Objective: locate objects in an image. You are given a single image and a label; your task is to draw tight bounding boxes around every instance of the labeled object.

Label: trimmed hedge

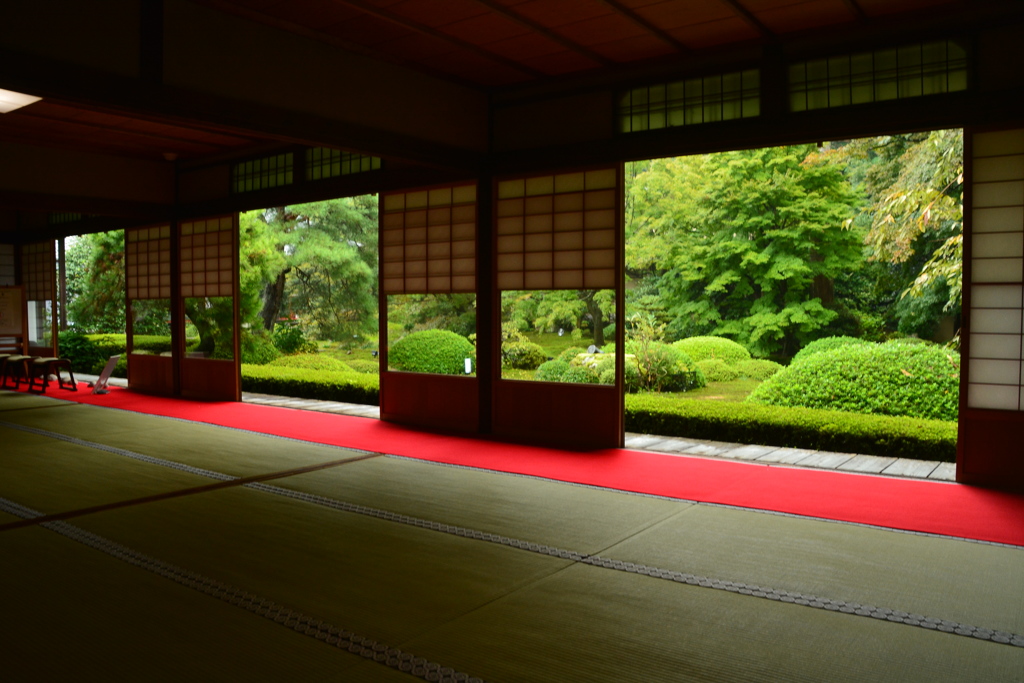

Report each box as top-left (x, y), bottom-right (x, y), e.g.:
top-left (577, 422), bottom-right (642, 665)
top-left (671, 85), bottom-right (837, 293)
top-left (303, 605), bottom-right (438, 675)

top-left (241, 364), bottom-right (378, 405)
top-left (695, 358), bottom-right (739, 382)
top-left (736, 359), bottom-right (783, 381)
top-left (268, 354), bottom-right (354, 373)
top-left (791, 335), bottom-right (868, 364)
top-left (389, 330), bottom-right (475, 375)
top-left (672, 336), bottom-right (751, 364)
top-left (502, 341), bottom-right (547, 370)
top-left (749, 343), bottom-right (960, 421)
top-left (625, 393), bottom-right (956, 461)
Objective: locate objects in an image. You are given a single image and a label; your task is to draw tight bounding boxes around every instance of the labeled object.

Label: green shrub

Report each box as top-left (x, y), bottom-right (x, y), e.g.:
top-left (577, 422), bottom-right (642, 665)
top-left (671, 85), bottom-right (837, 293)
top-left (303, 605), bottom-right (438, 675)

top-left (131, 335), bottom-right (174, 354)
top-left (241, 330), bottom-right (279, 365)
top-left (672, 336), bottom-right (751, 365)
top-left (557, 346), bottom-right (587, 363)
top-left (388, 330), bottom-right (475, 375)
top-left (736, 359), bottom-right (784, 381)
top-left (562, 365), bottom-right (598, 384)
top-left (791, 336), bottom-right (869, 364)
top-left (535, 360), bottom-right (570, 382)
top-left (502, 341), bottom-right (547, 370)
top-left (748, 343), bottom-right (960, 421)
top-left (269, 354), bottom-right (354, 373)
top-left (696, 358), bottom-right (739, 382)
top-left (272, 325), bottom-right (318, 354)
top-left (344, 359), bottom-right (380, 374)
top-left (241, 364), bottom-right (378, 405)
top-left (58, 331), bottom-right (106, 373)
top-left (633, 342), bottom-right (706, 392)
top-left (625, 394), bottom-right (956, 461)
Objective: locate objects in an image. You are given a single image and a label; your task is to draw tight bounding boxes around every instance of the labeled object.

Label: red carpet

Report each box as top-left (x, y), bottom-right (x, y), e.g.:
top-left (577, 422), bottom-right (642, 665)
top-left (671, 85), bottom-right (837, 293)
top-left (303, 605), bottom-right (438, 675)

top-left (27, 385), bottom-right (1024, 547)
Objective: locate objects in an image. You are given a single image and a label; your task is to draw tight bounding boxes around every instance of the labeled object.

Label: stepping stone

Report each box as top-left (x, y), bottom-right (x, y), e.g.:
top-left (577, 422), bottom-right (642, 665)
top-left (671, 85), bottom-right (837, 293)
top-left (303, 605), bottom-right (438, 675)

top-left (880, 459), bottom-right (940, 479)
top-left (624, 435), bottom-right (669, 449)
top-left (756, 447), bottom-right (815, 464)
top-left (928, 462), bottom-right (957, 481)
top-left (647, 439), bottom-right (701, 453)
top-left (727, 444), bottom-right (779, 460)
top-left (837, 454), bottom-right (898, 473)
top-left (796, 451), bottom-right (854, 469)
top-left (680, 442), bottom-right (734, 457)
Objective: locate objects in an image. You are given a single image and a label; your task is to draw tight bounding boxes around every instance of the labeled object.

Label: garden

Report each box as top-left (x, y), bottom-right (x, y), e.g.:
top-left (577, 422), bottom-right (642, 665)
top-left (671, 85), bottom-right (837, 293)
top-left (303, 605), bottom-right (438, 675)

top-left (60, 130), bottom-right (964, 461)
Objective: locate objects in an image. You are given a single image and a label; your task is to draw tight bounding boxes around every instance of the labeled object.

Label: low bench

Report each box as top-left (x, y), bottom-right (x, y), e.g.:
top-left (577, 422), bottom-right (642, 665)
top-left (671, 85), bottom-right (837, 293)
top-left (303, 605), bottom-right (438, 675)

top-left (28, 357), bottom-right (78, 393)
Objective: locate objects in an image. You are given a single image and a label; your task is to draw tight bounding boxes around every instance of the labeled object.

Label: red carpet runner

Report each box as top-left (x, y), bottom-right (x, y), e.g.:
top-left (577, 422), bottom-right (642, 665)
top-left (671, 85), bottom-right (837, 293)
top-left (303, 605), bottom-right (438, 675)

top-left (40, 386), bottom-right (1024, 547)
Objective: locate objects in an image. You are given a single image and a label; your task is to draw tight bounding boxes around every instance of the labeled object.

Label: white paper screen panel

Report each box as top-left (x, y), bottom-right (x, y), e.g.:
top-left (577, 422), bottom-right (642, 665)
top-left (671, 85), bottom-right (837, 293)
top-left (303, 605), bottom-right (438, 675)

top-left (381, 184), bottom-right (476, 294)
top-left (968, 129), bottom-right (1024, 410)
top-left (126, 226), bottom-right (172, 300)
top-left (21, 242), bottom-right (54, 301)
top-left (0, 244), bottom-right (14, 286)
top-left (496, 168), bottom-right (618, 290)
top-left (181, 217), bottom-right (235, 298)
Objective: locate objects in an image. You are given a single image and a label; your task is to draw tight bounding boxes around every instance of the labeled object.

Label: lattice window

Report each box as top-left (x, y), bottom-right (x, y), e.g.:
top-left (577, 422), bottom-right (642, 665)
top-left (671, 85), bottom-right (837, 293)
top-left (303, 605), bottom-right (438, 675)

top-left (790, 40), bottom-right (967, 112)
top-left (308, 148), bottom-right (381, 181)
top-left (232, 153), bottom-right (294, 193)
top-left (20, 241), bottom-right (54, 301)
top-left (0, 244), bottom-right (14, 287)
top-left (381, 184), bottom-right (476, 294)
top-left (496, 169), bottom-right (618, 291)
top-left (619, 70), bottom-right (759, 133)
top-left (967, 129), bottom-right (1024, 411)
top-left (48, 212), bottom-right (83, 225)
top-left (181, 217), bottom-right (235, 298)
top-left (126, 225), bottom-right (172, 300)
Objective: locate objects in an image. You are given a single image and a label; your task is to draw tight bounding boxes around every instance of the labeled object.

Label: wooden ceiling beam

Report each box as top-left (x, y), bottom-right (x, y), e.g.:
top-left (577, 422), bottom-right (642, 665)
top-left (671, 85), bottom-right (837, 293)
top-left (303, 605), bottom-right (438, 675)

top-left (718, 0), bottom-right (774, 38)
top-left (328, 0), bottom-right (548, 80)
top-left (595, 0), bottom-right (691, 53)
top-left (467, 0), bottom-right (616, 67)
top-left (840, 0), bottom-right (870, 23)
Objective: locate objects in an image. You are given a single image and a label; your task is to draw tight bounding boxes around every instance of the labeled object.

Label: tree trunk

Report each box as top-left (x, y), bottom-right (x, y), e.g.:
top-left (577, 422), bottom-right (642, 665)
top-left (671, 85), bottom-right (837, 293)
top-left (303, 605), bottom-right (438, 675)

top-left (581, 290), bottom-right (605, 347)
top-left (260, 268), bottom-right (289, 331)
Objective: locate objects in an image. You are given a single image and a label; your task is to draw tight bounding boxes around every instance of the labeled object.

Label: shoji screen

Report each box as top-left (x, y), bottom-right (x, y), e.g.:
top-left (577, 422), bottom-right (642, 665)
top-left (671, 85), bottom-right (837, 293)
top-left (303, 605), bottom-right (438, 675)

top-left (125, 226), bottom-right (174, 393)
top-left (492, 167), bottom-right (624, 449)
top-left (21, 241), bottom-right (56, 355)
top-left (379, 183), bottom-right (479, 433)
top-left (961, 128), bottom-right (1024, 487)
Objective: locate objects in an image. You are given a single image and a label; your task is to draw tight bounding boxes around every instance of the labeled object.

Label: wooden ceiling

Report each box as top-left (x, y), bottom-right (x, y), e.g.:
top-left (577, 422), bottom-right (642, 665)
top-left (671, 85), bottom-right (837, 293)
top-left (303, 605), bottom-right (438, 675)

top-left (201, 0), bottom-right (968, 88)
top-left (0, 0), bottom-right (979, 166)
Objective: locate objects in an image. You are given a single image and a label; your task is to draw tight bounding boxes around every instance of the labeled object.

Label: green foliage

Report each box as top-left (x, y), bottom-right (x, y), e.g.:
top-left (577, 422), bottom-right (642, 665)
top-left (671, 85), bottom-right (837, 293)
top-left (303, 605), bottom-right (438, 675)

top-left (344, 359), bottom-right (380, 374)
top-left (894, 279), bottom-right (951, 339)
top-left (562, 366), bottom-right (598, 384)
top-left (241, 364), bottom-right (378, 405)
top-left (625, 314), bottom-right (705, 392)
top-left (388, 293), bottom-right (476, 339)
top-left (388, 330), bottom-right (475, 375)
top-left (735, 359), bottom-right (783, 381)
top-left (671, 336), bottom-right (751, 365)
top-left (240, 330), bottom-right (279, 365)
top-left (647, 146), bottom-right (862, 356)
top-left (272, 325), bottom-right (318, 354)
top-left (269, 353), bottom-right (353, 372)
top-left (66, 231), bottom-right (127, 333)
top-left (57, 330), bottom-right (106, 373)
top-left (695, 359), bottom-right (739, 382)
top-left (748, 342), bottom-right (960, 421)
top-left (625, 394), bottom-right (956, 461)
top-left (502, 341), bottom-right (547, 370)
top-left (535, 360), bottom-right (570, 382)
top-left (790, 335), bottom-right (869, 364)
top-left (556, 346), bottom-right (587, 363)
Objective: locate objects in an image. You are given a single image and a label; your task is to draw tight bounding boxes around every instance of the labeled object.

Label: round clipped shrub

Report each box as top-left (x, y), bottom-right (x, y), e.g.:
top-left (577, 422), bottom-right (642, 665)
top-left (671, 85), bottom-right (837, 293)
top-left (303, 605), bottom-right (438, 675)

top-left (270, 354), bottom-right (353, 373)
top-left (388, 330), bottom-right (475, 375)
top-left (502, 341), bottom-right (547, 370)
top-left (736, 359), bottom-right (784, 381)
top-left (672, 336), bottom-right (751, 365)
top-left (241, 331), bottom-right (280, 365)
top-left (272, 325), bottom-right (318, 354)
top-left (535, 359), bottom-right (570, 382)
top-left (747, 342), bottom-right (960, 421)
top-left (791, 336), bottom-right (869, 364)
top-left (557, 346), bottom-right (587, 363)
top-left (696, 358), bottom-right (739, 382)
top-left (344, 359), bottom-right (380, 374)
top-left (562, 365), bottom-right (598, 384)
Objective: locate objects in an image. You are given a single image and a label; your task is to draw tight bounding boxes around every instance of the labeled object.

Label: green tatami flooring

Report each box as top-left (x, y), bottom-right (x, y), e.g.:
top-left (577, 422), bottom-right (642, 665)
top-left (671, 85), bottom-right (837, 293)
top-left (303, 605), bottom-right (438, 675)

top-left (1, 392), bottom-right (1021, 681)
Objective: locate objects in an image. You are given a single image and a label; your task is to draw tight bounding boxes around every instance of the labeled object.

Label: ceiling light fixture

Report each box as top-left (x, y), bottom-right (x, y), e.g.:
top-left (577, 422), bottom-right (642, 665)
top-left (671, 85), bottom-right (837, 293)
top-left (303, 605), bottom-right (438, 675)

top-left (0, 88), bottom-right (42, 113)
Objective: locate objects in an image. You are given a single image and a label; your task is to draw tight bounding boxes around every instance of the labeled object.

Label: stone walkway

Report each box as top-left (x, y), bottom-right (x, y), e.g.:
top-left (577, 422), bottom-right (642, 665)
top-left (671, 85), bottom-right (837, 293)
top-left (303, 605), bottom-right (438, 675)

top-left (241, 392), bottom-right (955, 482)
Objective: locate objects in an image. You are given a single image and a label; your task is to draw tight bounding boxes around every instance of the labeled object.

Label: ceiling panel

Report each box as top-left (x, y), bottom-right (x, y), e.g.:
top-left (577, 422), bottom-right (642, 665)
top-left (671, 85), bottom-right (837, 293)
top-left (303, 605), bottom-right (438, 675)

top-left (753, 0), bottom-right (855, 34)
